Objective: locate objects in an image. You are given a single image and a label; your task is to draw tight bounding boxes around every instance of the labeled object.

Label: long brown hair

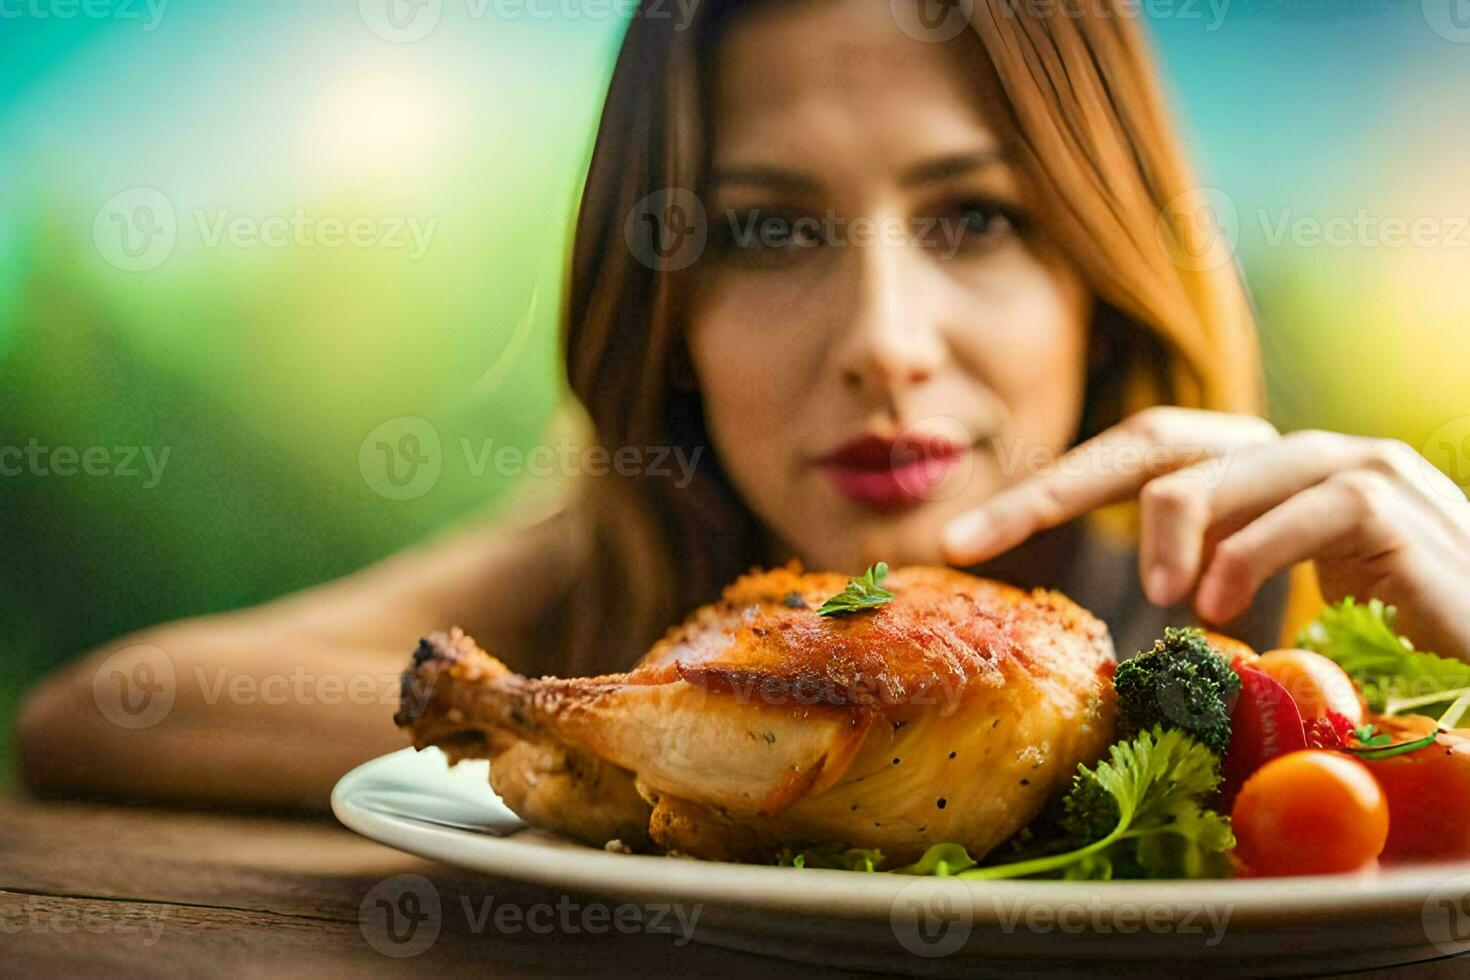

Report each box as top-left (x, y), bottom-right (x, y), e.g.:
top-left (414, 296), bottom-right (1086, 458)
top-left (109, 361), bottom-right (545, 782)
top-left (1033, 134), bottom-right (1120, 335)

top-left (554, 0), bottom-right (1262, 676)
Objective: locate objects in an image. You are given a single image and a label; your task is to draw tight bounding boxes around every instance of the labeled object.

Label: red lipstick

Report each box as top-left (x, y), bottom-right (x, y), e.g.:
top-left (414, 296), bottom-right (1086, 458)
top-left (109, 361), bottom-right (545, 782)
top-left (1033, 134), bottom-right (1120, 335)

top-left (818, 433), bottom-right (967, 510)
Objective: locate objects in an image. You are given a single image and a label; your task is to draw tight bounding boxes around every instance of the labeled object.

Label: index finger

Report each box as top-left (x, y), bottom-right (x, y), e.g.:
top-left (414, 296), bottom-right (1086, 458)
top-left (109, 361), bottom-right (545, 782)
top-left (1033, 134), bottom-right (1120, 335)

top-left (941, 408), bottom-right (1276, 566)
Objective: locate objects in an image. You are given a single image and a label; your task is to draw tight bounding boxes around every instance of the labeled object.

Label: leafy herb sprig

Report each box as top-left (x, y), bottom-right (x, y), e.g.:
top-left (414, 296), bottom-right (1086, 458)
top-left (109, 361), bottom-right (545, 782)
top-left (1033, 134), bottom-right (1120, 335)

top-left (1339, 722), bottom-right (1441, 761)
top-left (1298, 598), bottom-right (1470, 725)
top-left (816, 563), bottom-right (895, 617)
top-left (1353, 724), bottom-right (1392, 748)
top-left (777, 727), bottom-right (1235, 880)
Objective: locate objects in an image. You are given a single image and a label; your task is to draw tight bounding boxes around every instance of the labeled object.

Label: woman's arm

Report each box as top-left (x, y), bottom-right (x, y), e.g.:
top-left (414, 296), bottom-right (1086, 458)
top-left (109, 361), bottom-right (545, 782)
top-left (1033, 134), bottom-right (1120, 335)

top-left (15, 497), bottom-right (587, 809)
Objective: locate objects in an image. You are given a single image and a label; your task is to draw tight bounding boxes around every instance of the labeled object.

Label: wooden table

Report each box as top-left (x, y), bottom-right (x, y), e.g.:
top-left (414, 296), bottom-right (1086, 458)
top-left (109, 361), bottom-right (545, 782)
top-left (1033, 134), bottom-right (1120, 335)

top-left (3, 796), bottom-right (1466, 978)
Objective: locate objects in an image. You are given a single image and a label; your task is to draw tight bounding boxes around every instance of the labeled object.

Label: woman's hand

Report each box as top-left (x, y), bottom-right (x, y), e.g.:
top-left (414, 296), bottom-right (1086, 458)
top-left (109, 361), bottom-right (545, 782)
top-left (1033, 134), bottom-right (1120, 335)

top-left (941, 407), bottom-right (1470, 662)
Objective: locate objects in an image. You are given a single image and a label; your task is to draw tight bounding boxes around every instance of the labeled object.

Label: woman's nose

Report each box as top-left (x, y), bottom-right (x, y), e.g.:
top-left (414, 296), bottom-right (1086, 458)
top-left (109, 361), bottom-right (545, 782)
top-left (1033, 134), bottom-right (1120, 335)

top-left (837, 237), bottom-right (946, 394)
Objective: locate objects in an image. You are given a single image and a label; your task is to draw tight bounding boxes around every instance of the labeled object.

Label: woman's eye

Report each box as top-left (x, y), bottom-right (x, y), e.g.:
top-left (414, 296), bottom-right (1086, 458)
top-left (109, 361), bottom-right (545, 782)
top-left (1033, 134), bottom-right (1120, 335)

top-left (760, 215), bottom-right (821, 247)
top-left (931, 200), bottom-right (1024, 253)
top-left (713, 210), bottom-right (823, 265)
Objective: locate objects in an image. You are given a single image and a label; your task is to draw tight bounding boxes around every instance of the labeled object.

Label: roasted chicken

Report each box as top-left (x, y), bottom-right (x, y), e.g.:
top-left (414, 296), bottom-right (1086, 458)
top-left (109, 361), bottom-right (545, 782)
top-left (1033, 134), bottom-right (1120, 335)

top-left (396, 564), bottom-right (1116, 865)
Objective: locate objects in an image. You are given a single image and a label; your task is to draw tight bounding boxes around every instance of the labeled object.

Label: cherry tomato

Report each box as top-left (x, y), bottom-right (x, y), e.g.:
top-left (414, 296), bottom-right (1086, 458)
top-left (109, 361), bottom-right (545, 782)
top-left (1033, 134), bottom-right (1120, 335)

top-left (1254, 649), bottom-right (1366, 725)
top-left (1220, 663), bottom-right (1308, 805)
top-left (1204, 632), bottom-right (1258, 668)
top-left (1361, 716), bottom-right (1470, 862)
top-left (1231, 751), bottom-right (1389, 876)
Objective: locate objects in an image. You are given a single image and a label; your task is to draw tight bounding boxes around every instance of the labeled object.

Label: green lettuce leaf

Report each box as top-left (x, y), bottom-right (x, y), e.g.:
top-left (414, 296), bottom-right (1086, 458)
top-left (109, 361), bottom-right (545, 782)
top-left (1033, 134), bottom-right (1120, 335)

top-left (1298, 598), bottom-right (1470, 717)
top-left (891, 843), bottom-right (975, 877)
top-left (777, 847), bottom-right (884, 872)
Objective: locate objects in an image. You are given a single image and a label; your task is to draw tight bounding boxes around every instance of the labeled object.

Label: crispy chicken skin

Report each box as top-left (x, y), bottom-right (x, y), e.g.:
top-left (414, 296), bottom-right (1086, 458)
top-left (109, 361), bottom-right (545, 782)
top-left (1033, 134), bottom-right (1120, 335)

top-left (397, 564), bottom-right (1116, 865)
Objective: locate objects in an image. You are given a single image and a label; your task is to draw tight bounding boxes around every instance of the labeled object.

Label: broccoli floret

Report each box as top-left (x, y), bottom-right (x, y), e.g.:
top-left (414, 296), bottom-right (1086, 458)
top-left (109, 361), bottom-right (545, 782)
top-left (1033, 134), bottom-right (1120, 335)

top-left (1059, 769), bottom-right (1121, 845)
top-left (1114, 627), bottom-right (1239, 756)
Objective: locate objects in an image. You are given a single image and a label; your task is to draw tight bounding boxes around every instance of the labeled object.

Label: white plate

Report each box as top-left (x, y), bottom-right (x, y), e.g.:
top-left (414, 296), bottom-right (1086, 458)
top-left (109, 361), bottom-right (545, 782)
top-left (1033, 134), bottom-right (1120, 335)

top-left (333, 747), bottom-right (1470, 975)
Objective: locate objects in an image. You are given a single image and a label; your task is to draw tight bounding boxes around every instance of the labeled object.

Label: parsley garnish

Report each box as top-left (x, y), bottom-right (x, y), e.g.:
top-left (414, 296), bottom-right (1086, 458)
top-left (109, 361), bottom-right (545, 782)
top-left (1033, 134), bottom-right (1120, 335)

top-left (893, 727), bottom-right (1234, 880)
top-left (1353, 724), bottom-right (1392, 748)
top-left (816, 563), bottom-right (895, 617)
top-left (1340, 729), bottom-right (1441, 761)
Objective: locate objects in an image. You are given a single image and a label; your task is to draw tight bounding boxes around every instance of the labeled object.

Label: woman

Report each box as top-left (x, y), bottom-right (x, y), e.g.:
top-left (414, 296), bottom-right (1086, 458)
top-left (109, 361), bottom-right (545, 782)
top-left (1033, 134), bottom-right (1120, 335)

top-left (19, 0), bottom-right (1470, 807)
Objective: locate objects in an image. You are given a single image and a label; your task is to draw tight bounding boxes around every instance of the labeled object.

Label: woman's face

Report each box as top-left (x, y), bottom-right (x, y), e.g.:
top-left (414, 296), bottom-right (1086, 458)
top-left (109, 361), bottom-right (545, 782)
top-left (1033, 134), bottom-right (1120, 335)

top-left (687, 0), bottom-right (1092, 573)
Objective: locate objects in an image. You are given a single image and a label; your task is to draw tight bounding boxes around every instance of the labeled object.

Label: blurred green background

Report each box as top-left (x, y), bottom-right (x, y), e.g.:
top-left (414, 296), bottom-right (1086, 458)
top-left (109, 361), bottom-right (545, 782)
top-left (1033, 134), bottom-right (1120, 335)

top-left (3, 1), bottom-right (1470, 788)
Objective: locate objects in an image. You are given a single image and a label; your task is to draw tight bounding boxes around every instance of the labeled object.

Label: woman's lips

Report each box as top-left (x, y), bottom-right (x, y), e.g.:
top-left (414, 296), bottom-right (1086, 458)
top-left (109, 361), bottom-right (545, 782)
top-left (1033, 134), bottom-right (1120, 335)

top-left (817, 434), bottom-right (968, 510)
